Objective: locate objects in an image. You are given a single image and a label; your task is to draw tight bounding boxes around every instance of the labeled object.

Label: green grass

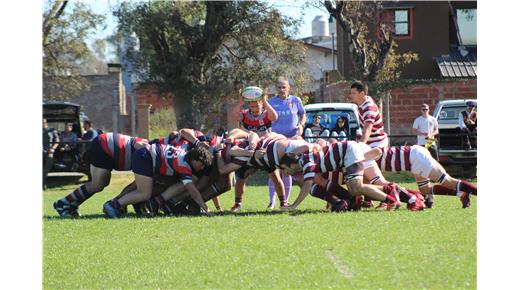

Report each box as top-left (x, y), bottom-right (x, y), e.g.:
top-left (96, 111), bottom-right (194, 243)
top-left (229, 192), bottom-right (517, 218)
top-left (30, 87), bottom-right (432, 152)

top-left (43, 172), bottom-right (476, 289)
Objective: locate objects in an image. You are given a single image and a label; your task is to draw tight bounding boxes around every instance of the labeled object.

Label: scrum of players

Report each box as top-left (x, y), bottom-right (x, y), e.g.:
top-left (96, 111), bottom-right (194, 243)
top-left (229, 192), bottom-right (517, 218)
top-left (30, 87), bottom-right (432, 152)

top-left (52, 127), bottom-right (477, 219)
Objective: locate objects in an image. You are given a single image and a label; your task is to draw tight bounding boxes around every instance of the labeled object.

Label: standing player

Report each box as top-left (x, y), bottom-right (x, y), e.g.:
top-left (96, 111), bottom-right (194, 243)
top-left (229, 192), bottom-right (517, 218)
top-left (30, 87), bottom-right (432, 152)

top-left (278, 140), bottom-right (401, 211)
top-left (374, 145), bottom-right (477, 208)
top-left (53, 132), bottom-right (148, 217)
top-left (231, 86), bottom-right (278, 137)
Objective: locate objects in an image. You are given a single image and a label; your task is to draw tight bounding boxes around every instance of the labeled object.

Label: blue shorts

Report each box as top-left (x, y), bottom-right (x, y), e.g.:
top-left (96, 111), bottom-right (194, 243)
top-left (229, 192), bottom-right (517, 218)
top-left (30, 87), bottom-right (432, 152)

top-left (88, 136), bottom-right (115, 170)
top-left (132, 147), bottom-right (154, 177)
top-left (236, 165), bottom-right (257, 180)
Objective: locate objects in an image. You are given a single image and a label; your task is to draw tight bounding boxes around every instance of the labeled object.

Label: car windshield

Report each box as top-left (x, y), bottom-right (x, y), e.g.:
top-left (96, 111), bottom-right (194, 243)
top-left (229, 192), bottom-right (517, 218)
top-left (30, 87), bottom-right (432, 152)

top-left (306, 110), bottom-right (357, 129)
top-left (438, 105), bottom-right (477, 120)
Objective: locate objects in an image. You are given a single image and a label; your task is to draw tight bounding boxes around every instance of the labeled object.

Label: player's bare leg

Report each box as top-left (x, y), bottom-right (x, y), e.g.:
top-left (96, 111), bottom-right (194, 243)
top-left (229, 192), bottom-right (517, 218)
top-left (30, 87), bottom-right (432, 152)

top-left (104, 173), bottom-right (153, 218)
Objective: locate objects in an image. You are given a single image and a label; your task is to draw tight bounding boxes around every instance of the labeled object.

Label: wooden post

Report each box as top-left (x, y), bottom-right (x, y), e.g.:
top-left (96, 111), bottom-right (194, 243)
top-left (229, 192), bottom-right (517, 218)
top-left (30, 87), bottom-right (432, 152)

top-left (137, 104), bottom-right (151, 139)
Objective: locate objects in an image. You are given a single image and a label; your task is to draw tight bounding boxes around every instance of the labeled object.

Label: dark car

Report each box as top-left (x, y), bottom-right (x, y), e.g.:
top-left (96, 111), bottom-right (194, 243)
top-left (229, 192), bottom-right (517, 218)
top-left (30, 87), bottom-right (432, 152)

top-left (43, 101), bottom-right (90, 175)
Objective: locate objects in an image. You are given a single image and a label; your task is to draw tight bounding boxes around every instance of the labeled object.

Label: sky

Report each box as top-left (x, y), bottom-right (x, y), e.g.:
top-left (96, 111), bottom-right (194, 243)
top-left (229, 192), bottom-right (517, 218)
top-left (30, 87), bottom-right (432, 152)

top-left (86, 0), bottom-right (330, 59)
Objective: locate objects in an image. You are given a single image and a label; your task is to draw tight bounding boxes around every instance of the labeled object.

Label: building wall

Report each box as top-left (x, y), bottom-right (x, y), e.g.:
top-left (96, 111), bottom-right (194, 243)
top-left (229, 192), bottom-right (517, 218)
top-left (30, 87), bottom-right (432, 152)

top-left (336, 1), bottom-right (453, 80)
top-left (135, 85), bottom-right (173, 111)
top-left (65, 69), bottom-right (131, 134)
top-left (319, 79), bottom-right (476, 143)
top-left (304, 46), bottom-right (336, 92)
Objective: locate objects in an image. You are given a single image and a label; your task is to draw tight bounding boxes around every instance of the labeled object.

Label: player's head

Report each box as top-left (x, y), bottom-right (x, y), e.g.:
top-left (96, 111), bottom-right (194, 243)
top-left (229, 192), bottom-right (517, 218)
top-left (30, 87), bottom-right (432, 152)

top-left (349, 81), bottom-right (366, 104)
top-left (186, 146), bottom-right (213, 172)
top-left (279, 152), bottom-right (301, 175)
top-left (248, 99), bottom-right (263, 116)
top-left (276, 77), bottom-right (290, 97)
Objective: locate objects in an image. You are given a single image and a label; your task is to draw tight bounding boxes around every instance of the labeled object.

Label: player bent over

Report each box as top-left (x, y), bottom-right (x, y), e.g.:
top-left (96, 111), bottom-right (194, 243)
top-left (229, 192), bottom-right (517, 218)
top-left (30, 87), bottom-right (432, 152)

top-left (102, 143), bottom-right (213, 218)
top-left (374, 145), bottom-right (477, 208)
top-left (53, 132), bottom-right (148, 218)
top-left (278, 140), bottom-right (401, 211)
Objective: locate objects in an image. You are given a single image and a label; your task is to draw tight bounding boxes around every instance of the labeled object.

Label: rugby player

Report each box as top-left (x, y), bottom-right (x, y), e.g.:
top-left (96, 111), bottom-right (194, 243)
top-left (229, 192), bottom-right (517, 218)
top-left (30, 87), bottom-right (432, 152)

top-left (53, 132), bottom-right (148, 217)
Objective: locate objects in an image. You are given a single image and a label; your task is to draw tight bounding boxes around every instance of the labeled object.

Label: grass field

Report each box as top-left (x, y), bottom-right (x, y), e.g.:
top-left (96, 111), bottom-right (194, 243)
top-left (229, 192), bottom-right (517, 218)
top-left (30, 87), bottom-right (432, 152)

top-left (43, 172), bottom-right (476, 289)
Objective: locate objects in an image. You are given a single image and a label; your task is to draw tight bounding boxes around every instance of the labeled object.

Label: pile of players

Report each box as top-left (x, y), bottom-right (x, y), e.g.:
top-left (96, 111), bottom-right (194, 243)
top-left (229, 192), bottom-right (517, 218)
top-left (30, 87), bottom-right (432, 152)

top-left (52, 126), bottom-right (477, 219)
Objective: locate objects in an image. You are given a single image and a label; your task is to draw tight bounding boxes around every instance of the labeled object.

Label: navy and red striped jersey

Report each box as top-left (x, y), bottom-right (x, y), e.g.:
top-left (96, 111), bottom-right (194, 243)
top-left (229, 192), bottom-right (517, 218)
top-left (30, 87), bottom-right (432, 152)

top-left (241, 109), bottom-right (271, 136)
top-left (149, 143), bottom-right (194, 185)
top-left (375, 146), bottom-right (412, 173)
top-left (299, 140), bottom-right (350, 181)
top-left (98, 133), bottom-right (143, 171)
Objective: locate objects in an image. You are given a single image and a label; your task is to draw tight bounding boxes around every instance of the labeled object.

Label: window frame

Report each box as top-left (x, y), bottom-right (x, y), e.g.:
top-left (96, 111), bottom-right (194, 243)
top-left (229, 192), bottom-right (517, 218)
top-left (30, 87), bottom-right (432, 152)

top-left (380, 8), bottom-right (414, 40)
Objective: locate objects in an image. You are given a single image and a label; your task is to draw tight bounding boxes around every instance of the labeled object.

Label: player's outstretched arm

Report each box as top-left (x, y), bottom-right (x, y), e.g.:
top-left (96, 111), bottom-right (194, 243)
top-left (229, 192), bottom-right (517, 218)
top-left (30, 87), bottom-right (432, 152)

top-left (289, 180), bottom-right (313, 210)
top-left (215, 148), bottom-right (243, 174)
top-left (184, 182), bottom-right (212, 216)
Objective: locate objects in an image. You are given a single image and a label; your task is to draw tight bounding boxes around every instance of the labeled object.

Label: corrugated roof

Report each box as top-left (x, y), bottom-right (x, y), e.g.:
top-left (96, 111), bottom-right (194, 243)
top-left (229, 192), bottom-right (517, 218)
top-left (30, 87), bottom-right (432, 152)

top-left (435, 55), bottom-right (477, 78)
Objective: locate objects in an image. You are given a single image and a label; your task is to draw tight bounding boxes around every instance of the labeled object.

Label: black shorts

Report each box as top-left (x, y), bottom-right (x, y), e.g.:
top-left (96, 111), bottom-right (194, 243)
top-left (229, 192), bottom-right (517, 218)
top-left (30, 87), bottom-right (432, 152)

top-left (132, 147), bottom-right (154, 177)
top-left (88, 136), bottom-right (115, 170)
top-left (236, 165), bottom-right (257, 180)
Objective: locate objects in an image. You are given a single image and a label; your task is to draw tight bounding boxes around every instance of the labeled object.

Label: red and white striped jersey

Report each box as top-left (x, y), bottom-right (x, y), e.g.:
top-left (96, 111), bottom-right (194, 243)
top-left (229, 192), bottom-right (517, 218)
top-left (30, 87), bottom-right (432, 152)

top-left (151, 130), bottom-right (204, 147)
top-left (299, 140), bottom-right (350, 181)
top-left (357, 96), bottom-right (388, 148)
top-left (247, 136), bottom-right (285, 172)
top-left (222, 139), bottom-right (251, 167)
top-left (149, 143), bottom-right (194, 185)
top-left (376, 146), bottom-right (412, 173)
top-left (241, 108), bottom-right (271, 136)
top-left (98, 133), bottom-right (143, 171)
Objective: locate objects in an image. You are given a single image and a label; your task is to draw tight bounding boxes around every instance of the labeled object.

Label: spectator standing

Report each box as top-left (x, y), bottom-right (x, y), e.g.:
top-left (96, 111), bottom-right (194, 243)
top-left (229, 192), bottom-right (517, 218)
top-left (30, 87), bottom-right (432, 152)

top-left (82, 120), bottom-right (98, 141)
top-left (43, 118), bottom-right (59, 190)
top-left (348, 81), bottom-right (388, 148)
top-left (458, 100), bottom-right (477, 150)
top-left (55, 123), bottom-right (78, 166)
top-left (412, 104), bottom-right (439, 160)
top-left (267, 77), bottom-right (307, 208)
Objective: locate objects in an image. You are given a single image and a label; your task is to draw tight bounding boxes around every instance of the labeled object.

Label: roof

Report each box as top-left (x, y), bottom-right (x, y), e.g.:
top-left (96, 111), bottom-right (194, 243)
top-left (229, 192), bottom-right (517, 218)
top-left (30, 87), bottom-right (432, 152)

top-left (303, 42), bottom-right (337, 53)
top-left (304, 102), bottom-right (358, 111)
top-left (435, 47), bottom-right (477, 78)
top-left (435, 99), bottom-right (477, 106)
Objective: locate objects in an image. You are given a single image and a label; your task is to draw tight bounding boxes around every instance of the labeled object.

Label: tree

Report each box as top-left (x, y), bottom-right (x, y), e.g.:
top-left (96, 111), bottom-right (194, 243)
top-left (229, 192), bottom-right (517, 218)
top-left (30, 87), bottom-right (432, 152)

top-left (114, 1), bottom-right (309, 129)
top-left (323, 0), bottom-right (418, 96)
top-left (43, 0), bottom-right (106, 100)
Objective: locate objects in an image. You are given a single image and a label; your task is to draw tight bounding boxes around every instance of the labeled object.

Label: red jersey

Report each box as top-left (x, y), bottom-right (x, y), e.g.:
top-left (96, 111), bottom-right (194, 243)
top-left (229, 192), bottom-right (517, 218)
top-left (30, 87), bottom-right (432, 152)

top-left (98, 133), bottom-right (143, 171)
top-left (241, 108), bottom-right (271, 136)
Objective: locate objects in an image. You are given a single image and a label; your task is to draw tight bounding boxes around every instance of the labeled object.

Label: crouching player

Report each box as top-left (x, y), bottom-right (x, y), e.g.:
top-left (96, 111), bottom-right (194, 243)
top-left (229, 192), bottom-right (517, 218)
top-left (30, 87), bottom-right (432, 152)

top-left (102, 142), bottom-right (214, 218)
top-left (279, 140), bottom-right (401, 211)
top-left (53, 132), bottom-right (148, 218)
top-left (375, 145), bottom-right (477, 208)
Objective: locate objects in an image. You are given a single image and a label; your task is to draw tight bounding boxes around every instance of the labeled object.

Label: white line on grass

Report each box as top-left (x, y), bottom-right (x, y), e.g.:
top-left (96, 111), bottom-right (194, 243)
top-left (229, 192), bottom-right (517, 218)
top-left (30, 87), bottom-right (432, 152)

top-left (325, 249), bottom-right (353, 279)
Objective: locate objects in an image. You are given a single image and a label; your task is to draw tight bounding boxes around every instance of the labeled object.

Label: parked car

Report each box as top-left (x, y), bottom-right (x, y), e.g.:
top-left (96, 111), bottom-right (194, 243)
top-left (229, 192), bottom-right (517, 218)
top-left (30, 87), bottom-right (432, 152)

top-left (43, 101), bottom-right (90, 175)
top-left (302, 103), bottom-right (361, 142)
top-left (432, 99), bottom-right (477, 167)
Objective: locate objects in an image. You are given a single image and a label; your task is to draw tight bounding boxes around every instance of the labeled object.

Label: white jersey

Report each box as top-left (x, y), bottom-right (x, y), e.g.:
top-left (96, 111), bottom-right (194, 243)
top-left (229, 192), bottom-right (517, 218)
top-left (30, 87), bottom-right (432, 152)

top-left (412, 115), bottom-right (438, 145)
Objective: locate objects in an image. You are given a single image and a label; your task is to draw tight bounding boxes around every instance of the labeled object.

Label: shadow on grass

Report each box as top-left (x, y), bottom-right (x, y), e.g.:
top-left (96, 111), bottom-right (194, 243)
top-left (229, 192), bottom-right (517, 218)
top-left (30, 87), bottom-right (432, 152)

top-left (42, 207), bottom-right (407, 221)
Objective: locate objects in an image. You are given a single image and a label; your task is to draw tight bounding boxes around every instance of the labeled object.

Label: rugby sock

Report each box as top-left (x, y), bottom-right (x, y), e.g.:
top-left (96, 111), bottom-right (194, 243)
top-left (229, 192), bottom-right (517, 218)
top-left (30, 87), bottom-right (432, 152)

top-left (433, 184), bottom-right (457, 196)
top-left (62, 185), bottom-right (92, 207)
top-left (326, 182), bottom-right (353, 200)
top-left (282, 175), bottom-right (292, 201)
top-left (153, 195), bottom-right (167, 207)
top-left (268, 178), bottom-right (276, 205)
top-left (310, 185), bottom-right (341, 204)
top-left (459, 180), bottom-right (477, 195)
top-left (110, 199), bottom-right (122, 210)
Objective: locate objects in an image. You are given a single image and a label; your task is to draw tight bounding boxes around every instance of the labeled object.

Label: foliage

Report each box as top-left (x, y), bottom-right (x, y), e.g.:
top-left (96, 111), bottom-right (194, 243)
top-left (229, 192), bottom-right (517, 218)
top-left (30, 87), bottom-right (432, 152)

top-left (43, 173), bottom-right (476, 288)
top-left (43, 0), bottom-right (106, 100)
top-left (114, 1), bottom-right (309, 129)
top-left (149, 108), bottom-right (177, 138)
top-left (322, 0), bottom-right (418, 98)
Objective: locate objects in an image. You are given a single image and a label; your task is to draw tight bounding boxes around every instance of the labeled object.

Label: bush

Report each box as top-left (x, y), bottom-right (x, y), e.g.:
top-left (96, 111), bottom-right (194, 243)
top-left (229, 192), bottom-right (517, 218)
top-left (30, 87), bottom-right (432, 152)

top-left (150, 108), bottom-right (177, 138)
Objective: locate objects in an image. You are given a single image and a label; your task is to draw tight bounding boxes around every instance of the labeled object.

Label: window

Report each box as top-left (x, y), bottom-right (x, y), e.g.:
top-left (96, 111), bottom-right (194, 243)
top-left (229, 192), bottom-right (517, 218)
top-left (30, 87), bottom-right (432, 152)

top-left (456, 9), bottom-right (476, 45)
top-left (381, 9), bottom-right (413, 39)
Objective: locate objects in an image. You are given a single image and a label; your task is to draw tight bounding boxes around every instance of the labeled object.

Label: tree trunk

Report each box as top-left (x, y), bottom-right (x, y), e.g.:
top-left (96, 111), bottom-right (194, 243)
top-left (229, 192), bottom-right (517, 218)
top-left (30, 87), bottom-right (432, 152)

top-left (173, 93), bottom-right (203, 129)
